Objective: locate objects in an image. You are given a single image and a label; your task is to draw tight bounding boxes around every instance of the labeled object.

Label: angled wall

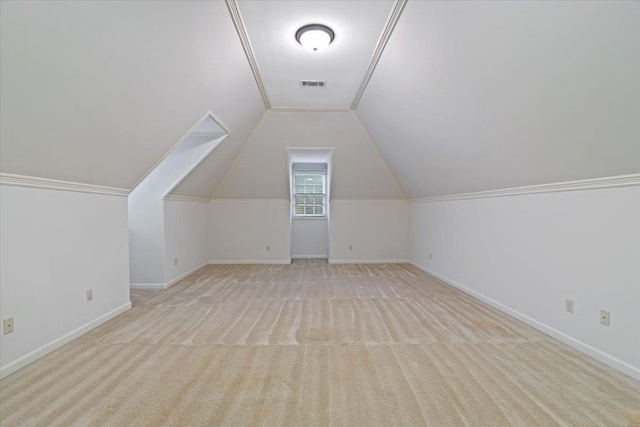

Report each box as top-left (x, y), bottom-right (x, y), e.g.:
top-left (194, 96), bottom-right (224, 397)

top-left (409, 182), bottom-right (640, 380)
top-left (357, 0), bottom-right (640, 199)
top-left (129, 116), bottom-right (226, 286)
top-left (207, 110), bottom-right (407, 264)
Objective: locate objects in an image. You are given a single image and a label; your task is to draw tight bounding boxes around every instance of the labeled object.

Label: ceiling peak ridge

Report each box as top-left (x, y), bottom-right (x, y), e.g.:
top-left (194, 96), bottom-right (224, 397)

top-left (226, 0), bottom-right (271, 110)
top-left (350, 0), bottom-right (407, 110)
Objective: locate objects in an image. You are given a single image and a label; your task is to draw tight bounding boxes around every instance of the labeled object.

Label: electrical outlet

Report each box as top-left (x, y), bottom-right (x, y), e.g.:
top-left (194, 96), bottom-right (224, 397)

top-left (600, 310), bottom-right (610, 326)
top-left (86, 289), bottom-right (93, 302)
top-left (3, 318), bottom-right (14, 335)
top-left (174, 257), bottom-right (178, 266)
top-left (565, 299), bottom-right (574, 313)
top-left (429, 252), bottom-right (432, 259)
top-left (349, 245), bottom-right (353, 251)
top-left (267, 245), bottom-right (271, 252)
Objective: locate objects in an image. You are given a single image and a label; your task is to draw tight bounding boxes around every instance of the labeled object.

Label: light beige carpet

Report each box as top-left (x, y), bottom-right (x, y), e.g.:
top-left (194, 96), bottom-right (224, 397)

top-left (1, 260), bottom-right (639, 426)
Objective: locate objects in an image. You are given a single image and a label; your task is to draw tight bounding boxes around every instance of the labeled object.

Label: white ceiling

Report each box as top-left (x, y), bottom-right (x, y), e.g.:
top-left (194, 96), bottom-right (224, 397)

top-left (0, 1), bottom-right (264, 190)
top-left (357, 0), bottom-right (640, 199)
top-left (237, 0), bottom-right (394, 108)
top-left (2, 1), bottom-right (638, 201)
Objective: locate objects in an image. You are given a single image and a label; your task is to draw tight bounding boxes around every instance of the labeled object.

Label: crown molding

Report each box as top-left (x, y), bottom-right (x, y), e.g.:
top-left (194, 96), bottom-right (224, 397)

top-left (271, 107), bottom-right (352, 113)
top-left (210, 199), bottom-right (290, 204)
top-left (350, 0), bottom-right (407, 110)
top-left (331, 199), bottom-right (407, 204)
top-left (226, 0), bottom-right (271, 109)
top-left (409, 173), bottom-right (640, 204)
top-left (163, 194), bottom-right (211, 203)
top-left (0, 173), bottom-right (129, 197)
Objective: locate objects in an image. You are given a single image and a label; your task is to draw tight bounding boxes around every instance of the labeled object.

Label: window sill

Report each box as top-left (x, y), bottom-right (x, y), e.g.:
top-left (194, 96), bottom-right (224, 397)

top-left (292, 216), bottom-right (327, 220)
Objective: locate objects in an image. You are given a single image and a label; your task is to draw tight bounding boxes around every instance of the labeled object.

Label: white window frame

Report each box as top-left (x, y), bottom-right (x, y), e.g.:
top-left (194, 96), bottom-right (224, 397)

top-left (292, 172), bottom-right (326, 218)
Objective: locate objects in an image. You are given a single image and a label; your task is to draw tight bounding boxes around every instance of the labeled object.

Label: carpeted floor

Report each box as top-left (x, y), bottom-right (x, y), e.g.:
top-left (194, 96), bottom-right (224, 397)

top-left (1, 260), bottom-right (639, 426)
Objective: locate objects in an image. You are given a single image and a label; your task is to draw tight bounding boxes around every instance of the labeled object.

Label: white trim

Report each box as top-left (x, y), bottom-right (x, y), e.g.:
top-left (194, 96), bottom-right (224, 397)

top-left (130, 111), bottom-right (230, 193)
top-left (408, 261), bottom-right (640, 382)
top-left (165, 262), bottom-right (210, 289)
top-left (131, 263), bottom-right (211, 290)
top-left (0, 302), bottom-right (132, 380)
top-left (210, 199), bottom-right (290, 204)
top-left (225, 0), bottom-right (271, 109)
top-left (331, 199), bottom-right (407, 204)
top-left (292, 255), bottom-right (328, 259)
top-left (209, 260), bottom-right (292, 265)
top-left (409, 173), bottom-right (640, 203)
top-left (161, 133), bottom-right (228, 198)
top-left (350, 0), bottom-right (407, 110)
top-left (271, 107), bottom-right (351, 113)
top-left (329, 259), bottom-right (408, 264)
top-left (291, 216), bottom-right (327, 220)
top-left (351, 111), bottom-right (407, 200)
top-left (163, 195), bottom-right (211, 203)
top-left (130, 283), bottom-right (166, 290)
top-left (0, 173), bottom-right (129, 197)
top-left (213, 110), bottom-right (270, 199)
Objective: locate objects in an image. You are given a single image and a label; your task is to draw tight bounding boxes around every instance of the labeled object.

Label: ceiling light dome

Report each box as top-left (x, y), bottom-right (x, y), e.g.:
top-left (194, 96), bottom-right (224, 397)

top-left (296, 24), bottom-right (335, 52)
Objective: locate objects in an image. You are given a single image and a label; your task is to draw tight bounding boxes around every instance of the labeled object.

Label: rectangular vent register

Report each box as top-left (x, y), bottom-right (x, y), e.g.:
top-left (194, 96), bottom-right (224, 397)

top-left (301, 80), bottom-right (326, 87)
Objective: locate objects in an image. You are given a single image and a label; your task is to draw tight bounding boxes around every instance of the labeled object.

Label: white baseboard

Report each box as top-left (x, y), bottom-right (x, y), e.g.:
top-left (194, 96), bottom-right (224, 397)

top-left (209, 260), bottom-right (292, 265)
top-left (292, 255), bottom-right (328, 259)
top-left (329, 259), bottom-right (408, 264)
top-left (165, 262), bottom-right (210, 289)
top-left (130, 262), bottom-right (211, 290)
top-left (0, 301), bottom-right (132, 380)
top-left (408, 261), bottom-right (640, 382)
top-left (130, 283), bottom-right (165, 290)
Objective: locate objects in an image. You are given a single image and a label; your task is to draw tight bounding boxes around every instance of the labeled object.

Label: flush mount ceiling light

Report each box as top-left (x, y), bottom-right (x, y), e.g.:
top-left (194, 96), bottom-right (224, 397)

top-left (295, 24), bottom-right (335, 52)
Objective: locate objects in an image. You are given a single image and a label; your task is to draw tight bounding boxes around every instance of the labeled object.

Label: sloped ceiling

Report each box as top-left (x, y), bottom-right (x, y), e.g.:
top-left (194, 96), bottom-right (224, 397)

top-left (0, 1), bottom-right (264, 190)
top-left (2, 1), bottom-right (637, 200)
top-left (236, 0), bottom-right (394, 108)
top-left (357, 1), bottom-right (640, 199)
top-left (215, 111), bottom-right (403, 200)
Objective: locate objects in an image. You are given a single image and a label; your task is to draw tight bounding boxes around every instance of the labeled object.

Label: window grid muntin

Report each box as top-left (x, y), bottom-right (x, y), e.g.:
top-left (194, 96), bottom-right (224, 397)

top-left (293, 173), bottom-right (326, 217)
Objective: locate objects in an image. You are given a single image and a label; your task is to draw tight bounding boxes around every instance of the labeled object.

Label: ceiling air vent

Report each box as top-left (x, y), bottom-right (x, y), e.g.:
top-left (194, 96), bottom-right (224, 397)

top-left (301, 80), bottom-right (327, 88)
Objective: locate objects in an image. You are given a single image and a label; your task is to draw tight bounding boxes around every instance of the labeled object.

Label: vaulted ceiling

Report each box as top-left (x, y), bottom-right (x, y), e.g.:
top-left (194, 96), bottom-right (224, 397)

top-left (1, 1), bottom-right (638, 200)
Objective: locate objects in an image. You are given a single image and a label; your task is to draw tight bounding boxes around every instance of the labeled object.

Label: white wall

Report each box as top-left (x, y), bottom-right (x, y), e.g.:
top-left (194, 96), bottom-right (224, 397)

top-left (129, 133), bottom-right (224, 285)
top-left (164, 200), bottom-right (211, 284)
top-left (329, 202), bottom-right (408, 263)
top-left (0, 185), bottom-right (131, 378)
top-left (291, 219), bottom-right (328, 258)
top-left (217, 111), bottom-right (403, 200)
top-left (408, 185), bottom-right (640, 380)
top-left (210, 202), bottom-right (291, 263)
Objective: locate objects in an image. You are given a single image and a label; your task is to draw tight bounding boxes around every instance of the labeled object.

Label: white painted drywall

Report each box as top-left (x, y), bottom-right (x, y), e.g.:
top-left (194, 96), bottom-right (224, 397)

top-left (329, 202), bottom-right (408, 262)
top-left (237, 0), bottom-right (394, 108)
top-left (0, 185), bottom-right (130, 376)
top-left (408, 185), bottom-right (640, 379)
top-left (164, 200), bottom-right (211, 284)
top-left (209, 202), bottom-right (291, 263)
top-left (291, 219), bottom-right (328, 258)
top-left (217, 111), bottom-right (403, 200)
top-left (129, 133), bottom-right (224, 285)
top-left (357, 0), bottom-right (640, 198)
top-left (0, 1), bottom-right (264, 191)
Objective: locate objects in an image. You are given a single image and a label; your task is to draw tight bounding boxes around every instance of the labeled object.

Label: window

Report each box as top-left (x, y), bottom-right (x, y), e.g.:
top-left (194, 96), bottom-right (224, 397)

top-left (293, 173), bottom-right (326, 217)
